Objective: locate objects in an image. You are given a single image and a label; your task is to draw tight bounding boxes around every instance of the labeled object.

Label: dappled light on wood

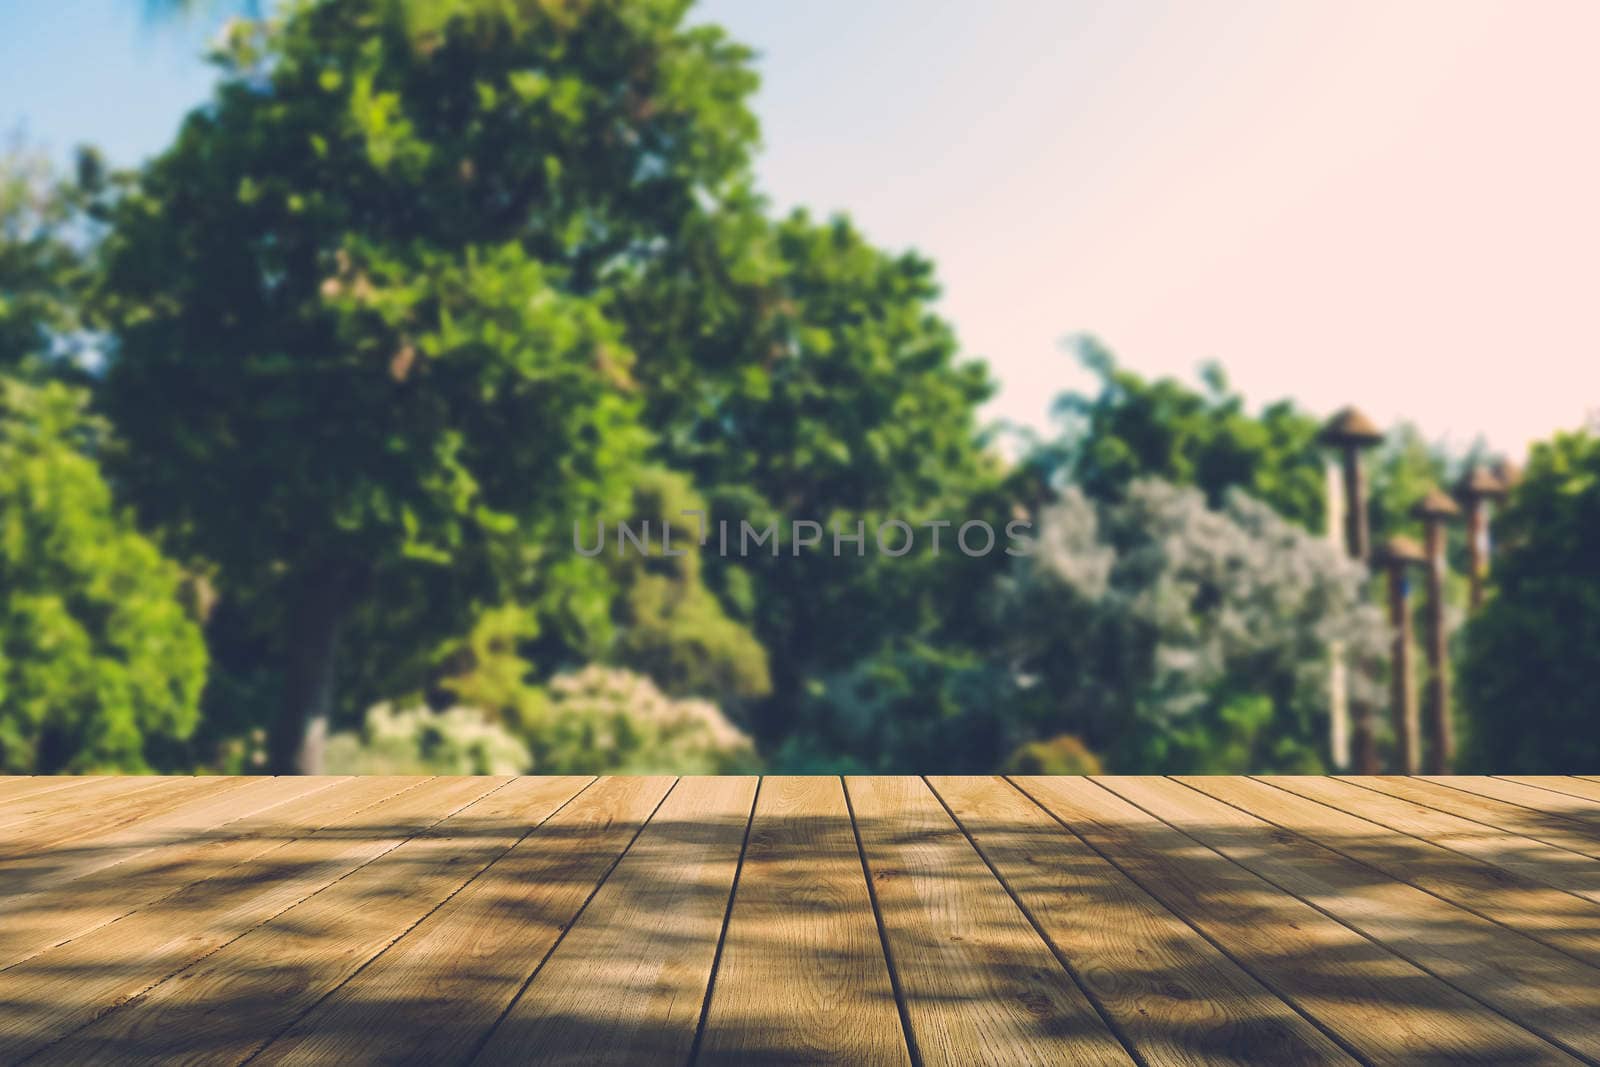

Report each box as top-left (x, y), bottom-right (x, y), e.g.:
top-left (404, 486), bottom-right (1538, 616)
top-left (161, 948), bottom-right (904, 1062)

top-left (3, 774), bottom-right (1599, 1064)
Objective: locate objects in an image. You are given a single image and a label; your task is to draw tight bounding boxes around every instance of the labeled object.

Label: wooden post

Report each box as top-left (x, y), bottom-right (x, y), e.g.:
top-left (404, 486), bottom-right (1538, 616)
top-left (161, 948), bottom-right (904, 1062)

top-left (1466, 497), bottom-right (1487, 611)
top-left (1379, 536), bottom-right (1424, 774)
top-left (1423, 520), bottom-right (1450, 772)
top-left (1412, 488), bottom-right (1459, 774)
top-left (1342, 447), bottom-right (1369, 560)
top-left (1318, 408), bottom-right (1384, 774)
top-left (1459, 467), bottom-right (1506, 612)
top-left (1326, 460), bottom-right (1350, 771)
top-left (1319, 408), bottom-right (1383, 560)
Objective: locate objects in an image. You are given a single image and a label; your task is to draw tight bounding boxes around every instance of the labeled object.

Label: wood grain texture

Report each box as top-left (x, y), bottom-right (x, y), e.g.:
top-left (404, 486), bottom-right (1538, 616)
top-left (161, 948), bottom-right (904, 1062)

top-left (1344, 777), bottom-right (1600, 859)
top-left (0, 776), bottom-right (96, 804)
top-left (0, 776), bottom-right (399, 971)
top-left (697, 776), bottom-right (911, 1067)
top-left (1500, 777), bottom-right (1600, 805)
top-left (1016, 776), bottom-right (1571, 1065)
top-left (1441, 777), bottom-right (1600, 834)
top-left (929, 775), bottom-right (1353, 1066)
top-left (0, 775), bottom-right (492, 1063)
top-left (1184, 775), bottom-right (1600, 971)
top-left (1105, 775), bottom-right (1600, 1061)
top-left (1274, 777), bottom-right (1600, 904)
top-left (5, 775), bottom-right (1594, 1066)
top-left (473, 776), bottom-right (756, 1066)
top-left (0, 775), bottom-right (207, 838)
top-left (247, 775), bottom-right (672, 1067)
top-left (0, 776), bottom-right (336, 903)
top-left (31, 776), bottom-right (591, 1066)
top-left (848, 775), bottom-right (1134, 1067)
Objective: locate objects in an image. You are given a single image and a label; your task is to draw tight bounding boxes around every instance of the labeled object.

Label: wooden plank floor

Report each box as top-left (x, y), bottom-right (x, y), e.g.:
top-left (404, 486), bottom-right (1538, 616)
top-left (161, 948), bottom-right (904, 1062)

top-left (2, 776), bottom-right (1599, 1065)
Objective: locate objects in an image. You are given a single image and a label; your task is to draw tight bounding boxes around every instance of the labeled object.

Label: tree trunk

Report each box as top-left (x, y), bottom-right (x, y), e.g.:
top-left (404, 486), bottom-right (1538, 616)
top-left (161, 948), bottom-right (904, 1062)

top-left (270, 579), bottom-right (348, 775)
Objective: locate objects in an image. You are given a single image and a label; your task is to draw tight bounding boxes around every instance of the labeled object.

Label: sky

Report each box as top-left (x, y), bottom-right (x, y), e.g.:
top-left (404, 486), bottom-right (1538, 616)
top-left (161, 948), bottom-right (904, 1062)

top-left (4, 0), bottom-right (1597, 459)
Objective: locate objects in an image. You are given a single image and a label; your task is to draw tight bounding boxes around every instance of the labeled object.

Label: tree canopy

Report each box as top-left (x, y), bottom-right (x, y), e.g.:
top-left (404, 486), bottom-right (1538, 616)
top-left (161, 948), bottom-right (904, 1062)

top-left (95, 0), bottom-right (765, 769)
top-left (0, 378), bottom-right (208, 771)
top-left (1460, 430), bottom-right (1600, 770)
top-left (1037, 339), bottom-right (1327, 529)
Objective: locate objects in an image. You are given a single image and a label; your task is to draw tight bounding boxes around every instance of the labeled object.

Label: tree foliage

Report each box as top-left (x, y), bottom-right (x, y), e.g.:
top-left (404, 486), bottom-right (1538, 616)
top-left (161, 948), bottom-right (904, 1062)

top-left (0, 379), bottom-right (208, 770)
top-left (94, 0), bottom-right (765, 768)
top-left (642, 211), bottom-right (1000, 751)
top-left (1460, 430), bottom-right (1600, 770)
top-left (1038, 339), bottom-right (1326, 529)
top-left (0, 149), bottom-right (86, 378)
top-left (602, 467), bottom-right (770, 706)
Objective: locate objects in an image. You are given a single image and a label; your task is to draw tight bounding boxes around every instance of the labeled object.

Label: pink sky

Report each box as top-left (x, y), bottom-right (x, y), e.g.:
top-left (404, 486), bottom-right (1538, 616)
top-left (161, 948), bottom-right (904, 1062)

top-left (702, 0), bottom-right (1600, 458)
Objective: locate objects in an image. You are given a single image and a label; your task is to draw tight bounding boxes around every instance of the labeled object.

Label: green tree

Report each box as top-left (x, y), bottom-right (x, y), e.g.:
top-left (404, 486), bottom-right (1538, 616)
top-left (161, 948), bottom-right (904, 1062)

top-left (1459, 430), bottom-right (1600, 770)
top-left (602, 467), bottom-right (771, 706)
top-left (0, 378), bottom-right (208, 770)
top-left (1, 150), bottom-right (206, 772)
top-left (1039, 338), bottom-right (1326, 528)
top-left (0, 148), bottom-right (89, 379)
top-left (633, 211), bottom-right (1000, 751)
top-left (95, 0), bottom-right (761, 770)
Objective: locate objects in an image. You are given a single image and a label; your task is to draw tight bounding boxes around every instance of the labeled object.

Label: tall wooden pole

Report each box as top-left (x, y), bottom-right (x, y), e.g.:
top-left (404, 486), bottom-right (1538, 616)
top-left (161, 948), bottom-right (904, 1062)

top-left (1422, 519), bottom-right (1451, 772)
top-left (1381, 538), bottom-right (1424, 775)
top-left (1413, 489), bottom-right (1460, 774)
top-left (1342, 446), bottom-right (1369, 561)
top-left (1318, 408), bottom-right (1384, 774)
top-left (1465, 497), bottom-right (1489, 611)
top-left (1460, 467), bottom-right (1505, 612)
top-left (1326, 460), bottom-right (1350, 771)
top-left (1349, 448), bottom-right (1378, 774)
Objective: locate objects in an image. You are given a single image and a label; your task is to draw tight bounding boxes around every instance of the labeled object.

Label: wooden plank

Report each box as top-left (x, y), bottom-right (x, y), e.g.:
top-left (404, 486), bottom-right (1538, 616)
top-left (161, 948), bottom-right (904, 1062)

top-left (928, 775), bottom-right (1353, 1066)
top-left (1183, 775), bottom-right (1600, 971)
top-left (1268, 776), bottom-right (1600, 907)
top-left (33, 775), bottom-right (593, 1066)
top-left (0, 775), bottom-right (184, 835)
top-left (0, 775), bottom-right (498, 1063)
top-left (247, 775), bottom-right (674, 1066)
top-left (0, 775), bottom-right (423, 971)
top-left (1104, 775), bottom-right (1600, 1061)
top-left (1344, 777), bottom-right (1600, 860)
top-left (698, 776), bottom-right (911, 1066)
top-left (1448, 776), bottom-right (1600, 832)
top-left (0, 776), bottom-right (251, 858)
top-left (1015, 776), bottom-right (1572, 1065)
top-left (0, 776), bottom-right (96, 804)
top-left (0, 775), bottom-right (338, 902)
top-left (472, 776), bottom-right (756, 1066)
top-left (1495, 777), bottom-right (1600, 806)
top-left (848, 775), bottom-right (1134, 1067)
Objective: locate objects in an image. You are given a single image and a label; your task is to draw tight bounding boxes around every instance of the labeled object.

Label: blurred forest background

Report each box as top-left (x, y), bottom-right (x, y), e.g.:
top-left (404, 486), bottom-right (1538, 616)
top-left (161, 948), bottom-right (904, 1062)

top-left (3, 0), bottom-right (1597, 776)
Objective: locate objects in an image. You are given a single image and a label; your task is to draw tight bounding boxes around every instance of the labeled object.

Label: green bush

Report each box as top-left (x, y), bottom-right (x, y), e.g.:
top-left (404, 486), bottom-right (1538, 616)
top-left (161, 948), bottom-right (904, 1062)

top-left (0, 378), bottom-right (208, 771)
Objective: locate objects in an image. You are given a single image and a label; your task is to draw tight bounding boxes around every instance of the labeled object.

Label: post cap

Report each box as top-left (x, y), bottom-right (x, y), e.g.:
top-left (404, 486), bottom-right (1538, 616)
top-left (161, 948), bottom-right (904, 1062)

top-left (1458, 465), bottom-right (1507, 500)
top-left (1377, 534), bottom-right (1427, 567)
top-left (1318, 406), bottom-right (1384, 449)
top-left (1411, 486), bottom-right (1462, 521)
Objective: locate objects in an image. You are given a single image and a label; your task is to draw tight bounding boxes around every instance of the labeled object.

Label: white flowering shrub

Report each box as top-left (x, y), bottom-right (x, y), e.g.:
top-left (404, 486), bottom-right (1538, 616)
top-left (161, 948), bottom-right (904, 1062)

top-left (533, 665), bottom-right (756, 774)
top-left (324, 703), bottom-right (533, 775)
top-left (1005, 479), bottom-right (1384, 771)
